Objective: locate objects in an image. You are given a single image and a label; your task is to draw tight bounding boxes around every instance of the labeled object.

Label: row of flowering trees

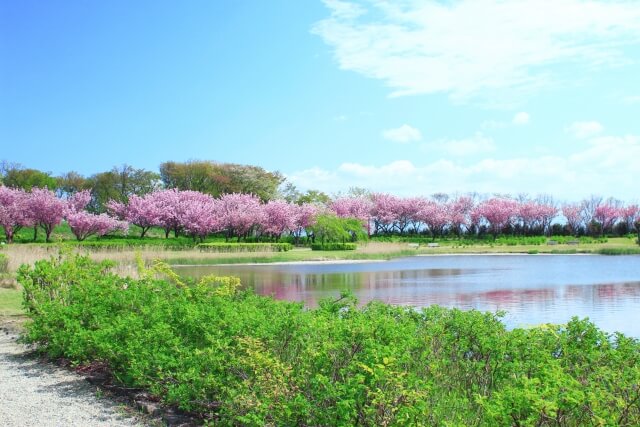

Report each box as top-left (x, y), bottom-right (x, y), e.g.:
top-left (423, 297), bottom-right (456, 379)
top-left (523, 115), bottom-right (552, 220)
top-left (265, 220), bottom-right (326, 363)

top-left (0, 187), bottom-right (127, 243)
top-left (2, 185), bottom-right (640, 243)
top-left (331, 194), bottom-right (640, 239)
top-left (106, 190), bottom-right (319, 242)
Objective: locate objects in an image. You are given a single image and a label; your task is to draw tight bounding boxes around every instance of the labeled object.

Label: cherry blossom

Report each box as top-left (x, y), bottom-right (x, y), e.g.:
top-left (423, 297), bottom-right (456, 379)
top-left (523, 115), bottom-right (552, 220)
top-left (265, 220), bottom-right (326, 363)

top-left (0, 186), bottom-right (32, 243)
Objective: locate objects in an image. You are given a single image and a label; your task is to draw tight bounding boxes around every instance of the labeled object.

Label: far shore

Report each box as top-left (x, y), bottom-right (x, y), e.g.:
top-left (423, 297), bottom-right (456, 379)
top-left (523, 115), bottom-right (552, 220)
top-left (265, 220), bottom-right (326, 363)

top-left (172, 251), bottom-right (606, 267)
top-left (1, 238), bottom-right (639, 275)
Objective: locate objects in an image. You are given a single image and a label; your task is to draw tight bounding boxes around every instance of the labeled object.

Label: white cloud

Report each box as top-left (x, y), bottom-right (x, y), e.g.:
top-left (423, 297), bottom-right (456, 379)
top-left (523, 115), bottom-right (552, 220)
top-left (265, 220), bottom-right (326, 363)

top-left (333, 114), bottom-right (348, 121)
top-left (481, 120), bottom-right (507, 130)
top-left (382, 124), bottom-right (422, 143)
top-left (424, 133), bottom-right (496, 156)
top-left (565, 121), bottom-right (604, 138)
top-left (512, 112), bottom-right (531, 125)
top-left (623, 95), bottom-right (640, 105)
top-left (288, 132), bottom-right (640, 200)
top-left (313, 0), bottom-right (640, 101)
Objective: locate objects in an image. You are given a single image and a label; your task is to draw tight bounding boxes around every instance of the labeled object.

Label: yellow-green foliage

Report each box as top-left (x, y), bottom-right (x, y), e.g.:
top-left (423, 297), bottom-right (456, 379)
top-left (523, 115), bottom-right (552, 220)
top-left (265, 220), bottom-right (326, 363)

top-left (18, 254), bottom-right (640, 426)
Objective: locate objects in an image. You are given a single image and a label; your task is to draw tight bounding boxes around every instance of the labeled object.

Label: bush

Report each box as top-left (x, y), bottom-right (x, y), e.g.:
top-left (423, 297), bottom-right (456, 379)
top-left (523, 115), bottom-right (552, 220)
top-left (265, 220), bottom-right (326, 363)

top-left (596, 247), bottom-right (640, 255)
top-left (19, 255), bottom-right (640, 426)
top-left (310, 243), bottom-right (357, 251)
top-left (197, 242), bottom-right (293, 252)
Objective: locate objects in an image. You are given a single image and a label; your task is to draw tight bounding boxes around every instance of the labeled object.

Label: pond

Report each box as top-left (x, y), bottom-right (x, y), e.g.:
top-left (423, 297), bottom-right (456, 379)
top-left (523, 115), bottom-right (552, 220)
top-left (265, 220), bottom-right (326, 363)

top-left (173, 255), bottom-right (640, 337)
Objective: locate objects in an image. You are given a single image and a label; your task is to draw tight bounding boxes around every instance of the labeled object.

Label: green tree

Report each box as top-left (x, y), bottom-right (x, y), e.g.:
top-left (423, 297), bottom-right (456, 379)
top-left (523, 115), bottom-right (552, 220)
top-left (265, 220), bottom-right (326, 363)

top-left (56, 171), bottom-right (91, 197)
top-left (279, 182), bottom-right (331, 206)
top-left (309, 214), bottom-right (367, 245)
top-left (298, 189), bottom-right (331, 206)
top-left (88, 165), bottom-right (161, 212)
top-left (2, 167), bottom-right (58, 190)
top-left (159, 160), bottom-right (284, 201)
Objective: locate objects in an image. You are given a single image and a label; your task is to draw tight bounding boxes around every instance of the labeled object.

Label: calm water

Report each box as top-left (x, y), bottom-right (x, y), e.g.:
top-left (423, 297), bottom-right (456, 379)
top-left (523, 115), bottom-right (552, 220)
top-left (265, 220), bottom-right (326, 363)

top-left (174, 255), bottom-right (640, 337)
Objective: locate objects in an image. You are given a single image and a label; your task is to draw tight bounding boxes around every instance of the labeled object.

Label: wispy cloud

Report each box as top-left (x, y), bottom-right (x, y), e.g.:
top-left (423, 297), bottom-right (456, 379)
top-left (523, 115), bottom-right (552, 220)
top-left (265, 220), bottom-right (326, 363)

top-left (289, 132), bottom-right (640, 200)
top-left (313, 0), bottom-right (640, 102)
top-left (382, 124), bottom-right (422, 143)
top-left (481, 120), bottom-right (507, 130)
top-left (565, 121), bottom-right (604, 139)
top-left (512, 112), bottom-right (531, 125)
top-left (423, 133), bottom-right (496, 156)
top-left (623, 95), bottom-right (640, 105)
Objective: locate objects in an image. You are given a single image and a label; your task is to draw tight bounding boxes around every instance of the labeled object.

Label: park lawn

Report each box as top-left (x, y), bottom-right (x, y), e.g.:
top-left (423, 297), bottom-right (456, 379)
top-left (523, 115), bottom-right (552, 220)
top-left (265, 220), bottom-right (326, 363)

top-left (0, 288), bottom-right (23, 316)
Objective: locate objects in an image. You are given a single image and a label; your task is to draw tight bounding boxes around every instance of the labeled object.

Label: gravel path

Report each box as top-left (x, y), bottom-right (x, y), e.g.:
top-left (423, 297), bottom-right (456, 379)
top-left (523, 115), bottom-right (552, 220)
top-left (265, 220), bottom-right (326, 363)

top-left (0, 331), bottom-right (146, 427)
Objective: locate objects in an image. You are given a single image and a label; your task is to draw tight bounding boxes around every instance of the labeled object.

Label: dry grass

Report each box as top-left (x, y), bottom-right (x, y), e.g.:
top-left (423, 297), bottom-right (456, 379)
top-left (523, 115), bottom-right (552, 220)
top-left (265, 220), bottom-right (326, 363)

top-left (354, 242), bottom-right (410, 254)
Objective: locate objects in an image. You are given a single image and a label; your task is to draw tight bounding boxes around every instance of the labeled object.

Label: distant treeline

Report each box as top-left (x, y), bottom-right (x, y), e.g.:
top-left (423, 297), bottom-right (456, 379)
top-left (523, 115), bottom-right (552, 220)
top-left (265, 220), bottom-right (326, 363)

top-left (0, 160), bottom-right (294, 212)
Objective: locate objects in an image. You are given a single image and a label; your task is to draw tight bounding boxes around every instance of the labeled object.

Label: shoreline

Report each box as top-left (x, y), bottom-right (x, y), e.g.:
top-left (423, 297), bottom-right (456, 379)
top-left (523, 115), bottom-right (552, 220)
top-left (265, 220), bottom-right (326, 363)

top-left (170, 251), bottom-right (616, 267)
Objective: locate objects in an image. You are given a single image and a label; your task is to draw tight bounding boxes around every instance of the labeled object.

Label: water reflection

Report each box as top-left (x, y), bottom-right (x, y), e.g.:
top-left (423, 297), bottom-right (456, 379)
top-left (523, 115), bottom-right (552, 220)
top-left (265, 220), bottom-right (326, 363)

top-left (174, 255), bottom-right (640, 337)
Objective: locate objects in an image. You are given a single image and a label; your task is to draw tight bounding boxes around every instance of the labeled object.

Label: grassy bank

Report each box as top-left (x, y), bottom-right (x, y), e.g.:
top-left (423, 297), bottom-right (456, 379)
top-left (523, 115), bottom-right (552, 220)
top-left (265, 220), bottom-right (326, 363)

top-left (0, 288), bottom-right (22, 316)
top-left (18, 254), bottom-right (640, 426)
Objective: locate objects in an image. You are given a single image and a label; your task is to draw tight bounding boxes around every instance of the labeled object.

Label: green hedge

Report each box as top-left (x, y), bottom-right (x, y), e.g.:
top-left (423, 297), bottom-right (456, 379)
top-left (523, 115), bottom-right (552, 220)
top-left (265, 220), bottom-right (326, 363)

top-left (197, 242), bottom-right (293, 252)
top-left (19, 255), bottom-right (640, 426)
top-left (61, 239), bottom-right (198, 250)
top-left (311, 243), bottom-right (357, 251)
top-left (596, 247), bottom-right (640, 255)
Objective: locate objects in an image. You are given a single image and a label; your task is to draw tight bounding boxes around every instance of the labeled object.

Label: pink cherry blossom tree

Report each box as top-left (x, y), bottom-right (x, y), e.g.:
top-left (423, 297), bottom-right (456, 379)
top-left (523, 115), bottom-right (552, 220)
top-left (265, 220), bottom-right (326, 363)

top-left (538, 203), bottom-right (558, 237)
top-left (66, 211), bottom-right (128, 241)
top-left (0, 186), bottom-right (32, 243)
top-left (149, 189), bottom-right (183, 238)
top-left (371, 193), bottom-right (399, 234)
top-left (67, 190), bottom-right (92, 212)
top-left (28, 188), bottom-right (66, 242)
top-left (594, 202), bottom-right (621, 236)
top-left (291, 203), bottom-right (318, 244)
top-left (261, 200), bottom-right (295, 241)
top-left (178, 192), bottom-right (219, 241)
top-left (417, 200), bottom-right (449, 241)
top-left (449, 196), bottom-right (474, 237)
top-left (331, 196), bottom-right (373, 236)
top-left (126, 194), bottom-right (162, 238)
top-left (517, 201), bottom-right (557, 236)
top-left (620, 205), bottom-right (639, 234)
top-left (215, 193), bottom-right (264, 241)
top-left (473, 198), bottom-right (519, 239)
top-left (562, 204), bottom-right (583, 236)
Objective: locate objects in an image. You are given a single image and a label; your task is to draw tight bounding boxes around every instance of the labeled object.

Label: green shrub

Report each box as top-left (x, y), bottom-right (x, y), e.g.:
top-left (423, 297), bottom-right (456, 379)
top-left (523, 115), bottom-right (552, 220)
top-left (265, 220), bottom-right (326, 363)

top-left (596, 247), bottom-right (640, 255)
top-left (19, 255), bottom-right (640, 426)
top-left (197, 242), bottom-right (293, 252)
top-left (310, 243), bottom-right (357, 251)
top-left (61, 239), bottom-right (199, 250)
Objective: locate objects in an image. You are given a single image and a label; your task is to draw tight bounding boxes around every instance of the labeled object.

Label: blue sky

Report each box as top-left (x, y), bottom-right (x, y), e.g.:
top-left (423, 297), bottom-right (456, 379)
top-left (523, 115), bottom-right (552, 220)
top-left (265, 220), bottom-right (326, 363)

top-left (2, 0), bottom-right (640, 201)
